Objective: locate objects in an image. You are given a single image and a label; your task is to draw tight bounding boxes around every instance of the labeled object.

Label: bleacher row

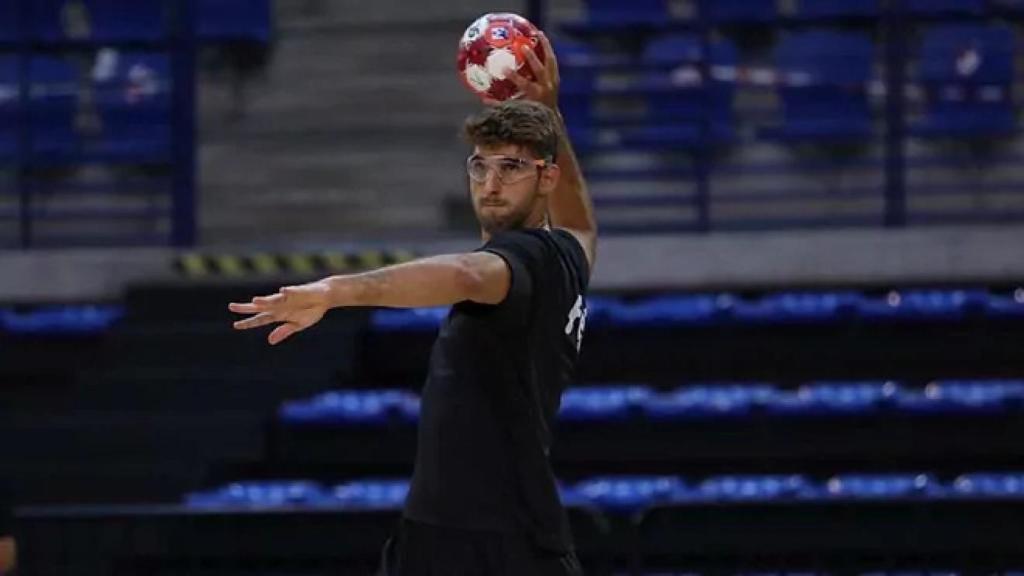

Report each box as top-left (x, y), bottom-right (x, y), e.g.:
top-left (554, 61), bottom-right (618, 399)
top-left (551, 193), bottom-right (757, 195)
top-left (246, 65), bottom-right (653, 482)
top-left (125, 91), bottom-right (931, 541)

top-left (185, 472), bottom-right (1024, 512)
top-left (278, 380), bottom-right (1024, 426)
top-left (2, 286), bottom-right (1021, 334)
top-left (0, 0), bottom-right (271, 44)
top-left (558, 23), bottom-right (1019, 153)
top-left (372, 288), bottom-right (1024, 331)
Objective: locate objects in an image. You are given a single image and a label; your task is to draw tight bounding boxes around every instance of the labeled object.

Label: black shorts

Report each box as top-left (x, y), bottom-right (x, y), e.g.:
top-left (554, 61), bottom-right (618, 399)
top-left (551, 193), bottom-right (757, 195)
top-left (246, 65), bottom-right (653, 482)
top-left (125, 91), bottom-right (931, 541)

top-left (377, 518), bottom-right (583, 576)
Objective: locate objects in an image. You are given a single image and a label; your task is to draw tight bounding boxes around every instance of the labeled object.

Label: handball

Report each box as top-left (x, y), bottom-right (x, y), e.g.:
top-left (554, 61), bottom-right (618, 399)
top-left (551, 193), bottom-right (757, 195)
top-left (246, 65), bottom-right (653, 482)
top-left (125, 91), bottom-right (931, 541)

top-left (456, 12), bottom-right (546, 102)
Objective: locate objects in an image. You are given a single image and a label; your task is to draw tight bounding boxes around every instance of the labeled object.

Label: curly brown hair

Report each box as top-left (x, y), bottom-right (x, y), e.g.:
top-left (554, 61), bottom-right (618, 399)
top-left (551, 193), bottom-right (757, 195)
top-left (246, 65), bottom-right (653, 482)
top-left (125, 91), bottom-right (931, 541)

top-left (463, 100), bottom-right (560, 162)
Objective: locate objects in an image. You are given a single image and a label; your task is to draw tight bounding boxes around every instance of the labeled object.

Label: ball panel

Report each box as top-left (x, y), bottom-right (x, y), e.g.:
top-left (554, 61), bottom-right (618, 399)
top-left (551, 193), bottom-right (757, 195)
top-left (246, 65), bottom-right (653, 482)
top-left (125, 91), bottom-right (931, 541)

top-left (455, 12), bottom-right (546, 102)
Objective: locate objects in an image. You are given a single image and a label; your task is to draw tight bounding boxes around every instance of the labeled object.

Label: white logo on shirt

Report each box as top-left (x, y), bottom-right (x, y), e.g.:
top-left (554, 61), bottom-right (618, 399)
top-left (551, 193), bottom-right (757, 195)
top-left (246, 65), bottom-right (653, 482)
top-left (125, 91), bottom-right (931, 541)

top-left (564, 295), bottom-right (587, 352)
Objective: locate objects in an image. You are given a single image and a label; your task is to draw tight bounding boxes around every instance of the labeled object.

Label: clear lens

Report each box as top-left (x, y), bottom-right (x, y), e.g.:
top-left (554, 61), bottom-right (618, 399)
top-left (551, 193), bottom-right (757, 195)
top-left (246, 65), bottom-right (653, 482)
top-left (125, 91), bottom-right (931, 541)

top-left (466, 156), bottom-right (538, 184)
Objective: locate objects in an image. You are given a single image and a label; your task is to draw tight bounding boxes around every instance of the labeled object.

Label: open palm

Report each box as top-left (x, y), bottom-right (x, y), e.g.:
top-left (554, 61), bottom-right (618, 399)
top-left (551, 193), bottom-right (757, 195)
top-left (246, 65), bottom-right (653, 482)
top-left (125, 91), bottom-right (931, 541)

top-left (228, 281), bottom-right (331, 345)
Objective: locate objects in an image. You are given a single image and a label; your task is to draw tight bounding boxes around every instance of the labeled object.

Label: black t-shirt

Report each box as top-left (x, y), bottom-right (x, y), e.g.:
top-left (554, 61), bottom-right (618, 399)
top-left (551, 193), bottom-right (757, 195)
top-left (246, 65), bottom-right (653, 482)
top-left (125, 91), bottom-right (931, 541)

top-left (404, 228), bottom-right (589, 553)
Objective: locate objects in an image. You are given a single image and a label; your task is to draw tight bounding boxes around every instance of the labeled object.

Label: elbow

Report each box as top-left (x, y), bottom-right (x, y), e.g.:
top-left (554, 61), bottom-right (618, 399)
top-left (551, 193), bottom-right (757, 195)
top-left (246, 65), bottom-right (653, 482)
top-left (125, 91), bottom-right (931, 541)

top-left (452, 255), bottom-right (488, 301)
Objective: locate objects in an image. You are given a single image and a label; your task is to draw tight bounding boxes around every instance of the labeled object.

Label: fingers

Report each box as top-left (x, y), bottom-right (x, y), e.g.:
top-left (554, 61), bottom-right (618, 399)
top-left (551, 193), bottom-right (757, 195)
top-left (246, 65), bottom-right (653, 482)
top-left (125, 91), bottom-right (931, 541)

top-left (233, 311), bottom-right (276, 330)
top-left (521, 42), bottom-right (548, 82)
top-left (228, 302), bottom-right (260, 314)
top-left (538, 32), bottom-right (559, 83)
top-left (268, 322), bottom-right (301, 346)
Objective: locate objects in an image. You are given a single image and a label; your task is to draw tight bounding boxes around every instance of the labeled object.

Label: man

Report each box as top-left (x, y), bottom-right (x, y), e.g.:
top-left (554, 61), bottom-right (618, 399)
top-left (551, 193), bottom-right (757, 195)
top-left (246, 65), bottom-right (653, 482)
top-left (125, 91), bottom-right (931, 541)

top-left (230, 33), bottom-right (595, 575)
top-left (0, 477), bottom-right (15, 575)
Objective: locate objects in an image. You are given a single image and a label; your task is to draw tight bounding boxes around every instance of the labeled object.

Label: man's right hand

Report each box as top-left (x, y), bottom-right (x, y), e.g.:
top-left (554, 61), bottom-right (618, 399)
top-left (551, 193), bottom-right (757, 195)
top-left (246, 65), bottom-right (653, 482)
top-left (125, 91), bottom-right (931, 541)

top-left (228, 281), bottom-right (331, 345)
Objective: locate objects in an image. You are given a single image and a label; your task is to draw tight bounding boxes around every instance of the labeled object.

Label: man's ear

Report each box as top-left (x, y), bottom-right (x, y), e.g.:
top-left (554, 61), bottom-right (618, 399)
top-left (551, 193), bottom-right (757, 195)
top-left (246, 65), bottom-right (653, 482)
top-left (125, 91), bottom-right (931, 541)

top-left (539, 163), bottom-right (561, 195)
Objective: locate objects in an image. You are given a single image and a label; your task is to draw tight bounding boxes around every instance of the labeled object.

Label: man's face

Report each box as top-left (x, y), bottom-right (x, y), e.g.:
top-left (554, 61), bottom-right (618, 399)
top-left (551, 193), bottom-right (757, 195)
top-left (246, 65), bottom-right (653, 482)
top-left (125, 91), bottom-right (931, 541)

top-left (467, 144), bottom-right (557, 235)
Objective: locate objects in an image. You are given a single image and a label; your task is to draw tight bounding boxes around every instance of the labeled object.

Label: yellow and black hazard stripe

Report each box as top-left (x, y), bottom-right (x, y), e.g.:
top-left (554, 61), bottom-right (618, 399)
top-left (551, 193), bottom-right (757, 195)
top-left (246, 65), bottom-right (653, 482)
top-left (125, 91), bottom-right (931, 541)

top-left (173, 249), bottom-right (417, 279)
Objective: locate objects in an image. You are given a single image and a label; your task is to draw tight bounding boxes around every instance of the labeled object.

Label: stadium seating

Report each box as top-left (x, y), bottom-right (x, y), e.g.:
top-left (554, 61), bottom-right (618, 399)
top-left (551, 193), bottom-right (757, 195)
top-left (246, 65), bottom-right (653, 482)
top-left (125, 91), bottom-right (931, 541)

top-left (619, 35), bottom-right (738, 149)
top-left (197, 0), bottom-right (272, 42)
top-left (911, 24), bottom-right (1017, 138)
top-left (0, 1), bottom-right (20, 41)
top-left (0, 56), bottom-right (17, 161)
top-left (760, 30), bottom-right (874, 142)
top-left (794, 0), bottom-right (881, 18)
top-left (578, 0), bottom-right (670, 28)
top-left (905, 0), bottom-right (985, 15)
top-left (29, 0), bottom-right (167, 42)
top-left (703, 0), bottom-right (778, 23)
top-left (90, 51), bottom-right (172, 161)
top-left (27, 56), bottom-right (79, 161)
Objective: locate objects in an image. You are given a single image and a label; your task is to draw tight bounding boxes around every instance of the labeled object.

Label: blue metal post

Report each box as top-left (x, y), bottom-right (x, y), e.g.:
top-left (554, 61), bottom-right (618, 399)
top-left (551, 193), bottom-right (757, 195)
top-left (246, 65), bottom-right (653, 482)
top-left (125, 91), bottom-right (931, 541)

top-left (16, 0), bottom-right (31, 247)
top-left (694, 0), bottom-right (713, 232)
top-left (171, 0), bottom-right (198, 246)
top-left (883, 0), bottom-right (908, 227)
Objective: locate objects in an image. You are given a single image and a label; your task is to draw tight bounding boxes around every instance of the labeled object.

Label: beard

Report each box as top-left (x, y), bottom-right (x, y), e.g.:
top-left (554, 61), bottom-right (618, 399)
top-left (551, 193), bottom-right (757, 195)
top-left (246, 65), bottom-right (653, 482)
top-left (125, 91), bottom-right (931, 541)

top-left (472, 183), bottom-right (540, 235)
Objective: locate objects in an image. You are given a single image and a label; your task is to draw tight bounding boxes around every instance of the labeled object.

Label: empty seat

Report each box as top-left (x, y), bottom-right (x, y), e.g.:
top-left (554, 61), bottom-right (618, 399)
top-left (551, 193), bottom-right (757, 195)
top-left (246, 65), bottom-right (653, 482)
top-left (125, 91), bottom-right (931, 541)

top-left (795, 0), bottom-right (880, 18)
top-left (952, 473), bottom-right (1024, 498)
top-left (279, 389), bottom-right (419, 426)
top-left (90, 50), bottom-right (172, 161)
top-left (621, 35), bottom-right (737, 149)
top-left (760, 30), bottom-right (874, 142)
top-left (643, 383), bottom-right (777, 420)
top-left (857, 289), bottom-right (989, 320)
top-left (703, 0), bottom-right (778, 23)
top-left (574, 476), bottom-right (684, 512)
top-left (27, 56), bottom-right (80, 160)
top-left (0, 56), bottom-right (18, 160)
top-left (825, 473), bottom-right (941, 499)
top-left (912, 25), bottom-right (1017, 138)
top-left (329, 479), bottom-right (410, 510)
top-left (693, 474), bottom-right (811, 502)
top-left (774, 380), bottom-right (901, 415)
top-left (558, 385), bottom-right (652, 422)
top-left (30, 0), bottom-right (167, 42)
top-left (609, 294), bottom-right (733, 327)
top-left (186, 480), bottom-right (326, 508)
top-left (732, 290), bottom-right (864, 323)
top-left (198, 0), bottom-right (272, 43)
top-left (581, 0), bottom-right (669, 27)
top-left (0, 304), bottom-right (125, 334)
top-left (905, 0), bottom-right (985, 14)
top-left (986, 289), bottom-right (1024, 318)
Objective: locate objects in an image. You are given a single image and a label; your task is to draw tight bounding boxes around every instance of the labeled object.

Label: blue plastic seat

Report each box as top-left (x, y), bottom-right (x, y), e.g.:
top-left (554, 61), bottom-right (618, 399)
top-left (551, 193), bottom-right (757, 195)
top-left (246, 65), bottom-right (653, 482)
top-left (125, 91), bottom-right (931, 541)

top-left (643, 383), bottom-right (777, 420)
top-left (794, 0), bottom-right (880, 18)
top-left (279, 389), bottom-right (418, 426)
top-left (952, 473), bottom-right (1024, 498)
top-left (0, 0), bottom-right (22, 41)
top-left (581, 0), bottom-right (670, 27)
top-left (620, 35), bottom-right (737, 149)
top-left (0, 56), bottom-right (18, 161)
top-left (703, 0), bottom-right (778, 23)
top-left (27, 56), bottom-right (80, 161)
top-left (186, 480), bottom-right (326, 508)
top-left (198, 0), bottom-right (272, 43)
top-left (558, 385), bottom-right (652, 422)
top-left (30, 0), bottom-right (167, 42)
top-left (986, 289), bottom-right (1024, 318)
top-left (896, 380), bottom-right (1022, 414)
top-left (329, 479), bottom-right (410, 510)
top-left (732, 290), bottom-right (864, 323)
top-left (371, 306), bottom-right (449, 332)
top-left (856, 289), bottom-right (988, 321)
top-left (911, 25), bottom-right (1017, 138)
top-left (825, 473), bottom-right (941, 499)
top-left (905, 0), bottom-right (984, 14)
top-left (554, 39), bottom-right (600, 151)
top-left (90, 51), bottom-right (172, 161)
top-left (610, 294), bottom-right (733, 327)
top-left (760, 31), bottom-right (874, 142)
top-left (574, 475), bottom-right (684, 513)
top-left (770, 380), bottom-right (901, 415)
top-left (694, 475), bottom-right (810, 502)
top-left (0, 304), bottom-right (125, 335)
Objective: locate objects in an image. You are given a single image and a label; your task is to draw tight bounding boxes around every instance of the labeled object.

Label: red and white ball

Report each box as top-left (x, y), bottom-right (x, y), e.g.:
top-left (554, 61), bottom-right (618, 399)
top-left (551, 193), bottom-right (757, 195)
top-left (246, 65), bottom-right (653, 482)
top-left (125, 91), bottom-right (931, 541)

top-left (456, 13), bottom-right (545, 102)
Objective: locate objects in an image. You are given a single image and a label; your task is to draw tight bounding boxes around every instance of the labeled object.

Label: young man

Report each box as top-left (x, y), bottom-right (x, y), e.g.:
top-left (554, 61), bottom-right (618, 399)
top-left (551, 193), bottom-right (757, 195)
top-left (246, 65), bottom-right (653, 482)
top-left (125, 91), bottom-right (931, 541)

top-left (230, 33), bottom-right (595, 575)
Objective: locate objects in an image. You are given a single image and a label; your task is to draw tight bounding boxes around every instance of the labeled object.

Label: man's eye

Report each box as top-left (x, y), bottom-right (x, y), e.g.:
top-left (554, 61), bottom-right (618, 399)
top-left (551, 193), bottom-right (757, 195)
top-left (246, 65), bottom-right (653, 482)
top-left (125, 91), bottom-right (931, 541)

top-left (500, 162), bottom-right (523, 172)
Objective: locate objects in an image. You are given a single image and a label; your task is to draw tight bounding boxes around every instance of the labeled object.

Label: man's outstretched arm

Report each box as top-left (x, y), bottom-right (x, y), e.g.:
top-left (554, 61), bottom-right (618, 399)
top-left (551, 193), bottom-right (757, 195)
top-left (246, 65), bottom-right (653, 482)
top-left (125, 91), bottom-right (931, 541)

top-left (229, 252), bottom-right (510, 345)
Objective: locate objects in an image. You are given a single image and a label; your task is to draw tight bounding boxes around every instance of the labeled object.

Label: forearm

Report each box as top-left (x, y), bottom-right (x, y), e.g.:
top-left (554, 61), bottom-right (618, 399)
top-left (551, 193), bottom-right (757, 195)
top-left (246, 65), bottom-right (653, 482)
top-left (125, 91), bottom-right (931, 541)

top-left (549, 110), bottom-right (596, 234)
top-left (323, 254), bottom-right (490, 309)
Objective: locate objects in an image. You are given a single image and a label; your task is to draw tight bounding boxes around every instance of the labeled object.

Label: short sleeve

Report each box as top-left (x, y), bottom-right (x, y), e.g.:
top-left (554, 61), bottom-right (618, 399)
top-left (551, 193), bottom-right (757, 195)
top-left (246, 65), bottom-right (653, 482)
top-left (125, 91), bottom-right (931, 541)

top-left (478, 230), bottom-right (550, 324)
